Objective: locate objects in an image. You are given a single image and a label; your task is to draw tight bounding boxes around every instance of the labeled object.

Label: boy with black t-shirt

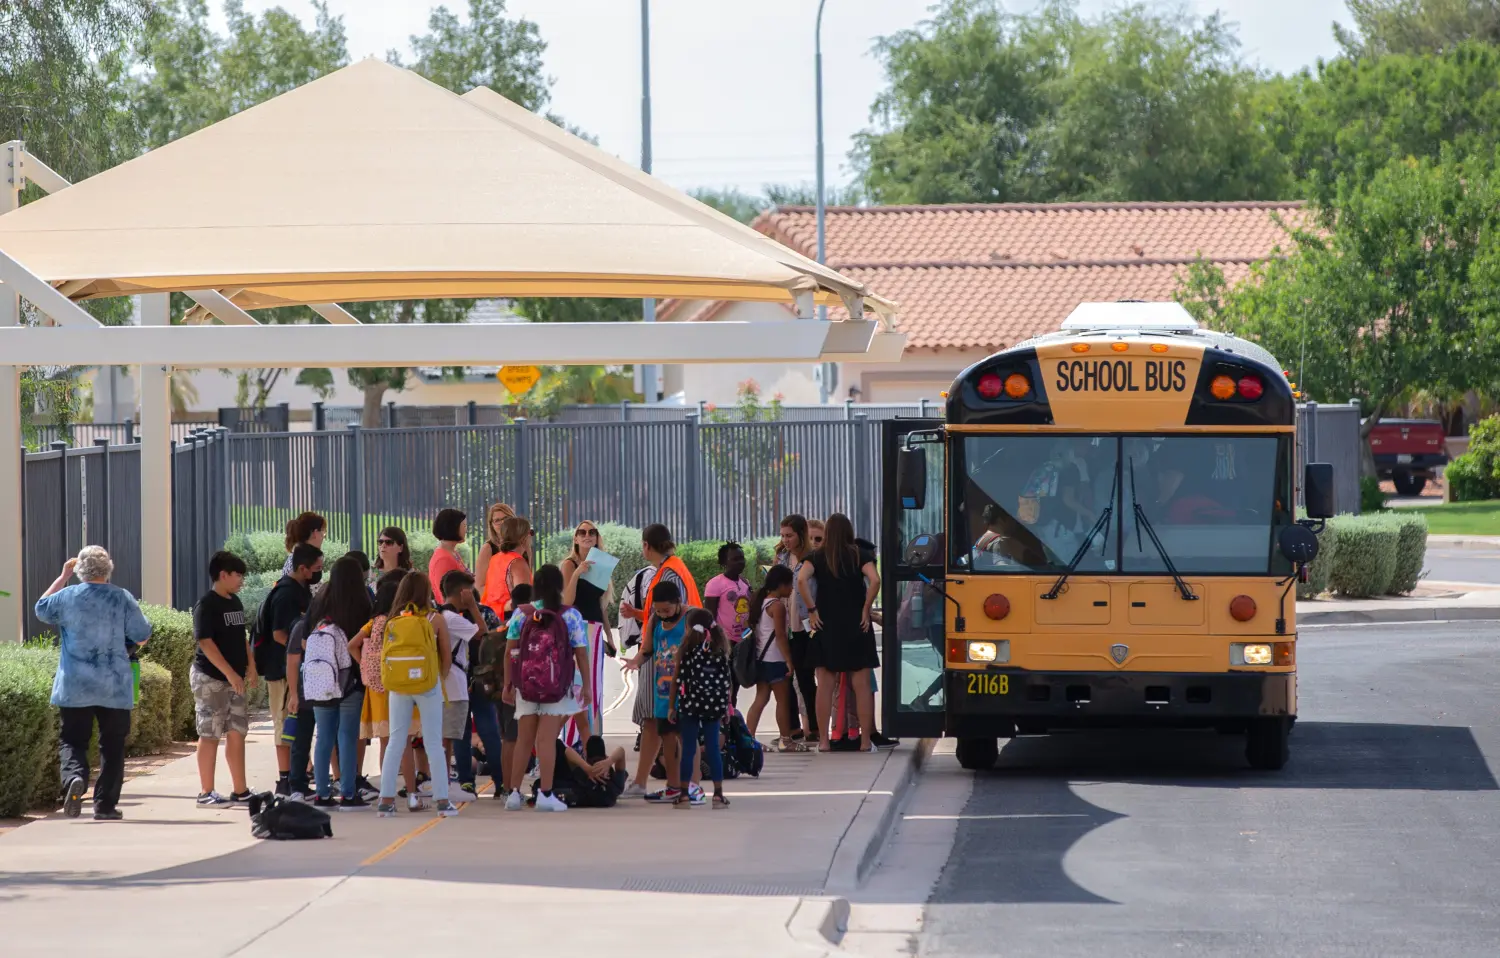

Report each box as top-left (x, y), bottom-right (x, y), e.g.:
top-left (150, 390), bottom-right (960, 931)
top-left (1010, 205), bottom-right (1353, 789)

top-left (193, 551), bottom-right (254, 806)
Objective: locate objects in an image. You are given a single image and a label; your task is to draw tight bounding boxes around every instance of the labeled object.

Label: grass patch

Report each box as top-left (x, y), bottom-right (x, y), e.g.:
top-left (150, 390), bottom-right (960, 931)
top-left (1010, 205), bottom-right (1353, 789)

top-left (1405, 500), bottom-right (1500, 535)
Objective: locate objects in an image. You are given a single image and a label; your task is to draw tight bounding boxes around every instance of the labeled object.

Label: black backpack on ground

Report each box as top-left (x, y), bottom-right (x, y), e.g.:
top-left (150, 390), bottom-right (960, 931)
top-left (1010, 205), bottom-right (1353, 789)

top-left (248, 791), bottom-right (333, 840)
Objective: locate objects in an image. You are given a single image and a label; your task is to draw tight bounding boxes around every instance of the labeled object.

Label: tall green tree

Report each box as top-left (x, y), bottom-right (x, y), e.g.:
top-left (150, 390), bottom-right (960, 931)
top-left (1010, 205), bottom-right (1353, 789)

top-left (1335, 0), bottom-right (1500, 56)
top-left (1178, 151), bottom-right (1500, 475)
top-left (1263, 41), bottom-right (1500, 210)
top-left (854, 0), bottom-right (1291, 204)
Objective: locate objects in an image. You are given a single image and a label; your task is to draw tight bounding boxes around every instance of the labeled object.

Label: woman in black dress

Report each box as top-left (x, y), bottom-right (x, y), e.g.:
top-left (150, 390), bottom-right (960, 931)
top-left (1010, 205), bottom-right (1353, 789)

top-left (563, 521), bottom-right (615, 739)
top-left (796, 513), bottom-right (880, 753)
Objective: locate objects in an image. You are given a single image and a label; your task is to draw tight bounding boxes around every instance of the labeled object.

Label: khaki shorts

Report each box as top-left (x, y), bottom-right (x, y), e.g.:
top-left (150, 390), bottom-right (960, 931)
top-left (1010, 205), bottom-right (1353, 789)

top-left (266, 679), bottom-right (288, 738)
top-left (191, 667), bottom-right (249, 739)
top-left (442, 700), bottom-right (469, 740)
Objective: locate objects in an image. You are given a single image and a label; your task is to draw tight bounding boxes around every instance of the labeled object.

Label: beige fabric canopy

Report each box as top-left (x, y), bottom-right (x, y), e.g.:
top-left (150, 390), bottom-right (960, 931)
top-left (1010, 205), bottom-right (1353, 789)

top-left (0, 58), bottom-right (892, 316)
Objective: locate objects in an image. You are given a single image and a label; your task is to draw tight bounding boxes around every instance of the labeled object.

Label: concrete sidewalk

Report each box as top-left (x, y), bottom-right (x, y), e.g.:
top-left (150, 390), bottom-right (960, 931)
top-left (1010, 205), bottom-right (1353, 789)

top-left (0, 706), bottom-right (920, 956)
top-left (1298, 586), bottom-right (1500, 625)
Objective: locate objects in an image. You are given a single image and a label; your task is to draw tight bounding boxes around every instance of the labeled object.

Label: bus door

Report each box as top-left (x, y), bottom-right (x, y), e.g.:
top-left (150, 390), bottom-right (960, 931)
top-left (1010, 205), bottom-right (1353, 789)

top-left (880, 419), bottom-right (947, 739)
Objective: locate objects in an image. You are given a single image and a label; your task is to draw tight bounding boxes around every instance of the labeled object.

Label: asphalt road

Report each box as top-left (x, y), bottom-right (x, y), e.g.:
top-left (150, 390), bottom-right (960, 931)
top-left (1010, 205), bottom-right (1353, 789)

top-left (888, 623), bottom-right (1500, 958)
top-left (1423, 547), bottom-right (1500, 586)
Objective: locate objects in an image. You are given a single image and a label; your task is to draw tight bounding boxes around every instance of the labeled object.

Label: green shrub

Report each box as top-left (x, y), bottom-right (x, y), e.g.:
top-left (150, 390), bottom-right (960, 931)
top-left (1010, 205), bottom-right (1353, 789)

top-left (1296, 521), bottom-right (1339, 599)
top-left (0, 644), bottom-right (61, 817)
top-left (239, 570), bottom-right (280, 624)
top-left (1447, 414), bottom-right (1500, 502)
top-left (140, 603), bottom-right (197, 740)
top-left (1445, 452), bottom-right (1496, 502)
top-left (1327, 515), bottom-right (1400, 598)
top-left (126, 661), bottom-right (174, 757)
top-left (1360, 475), bottom-right (1386, 513)
top-left (1385, 512), bottom-right (1429, 595)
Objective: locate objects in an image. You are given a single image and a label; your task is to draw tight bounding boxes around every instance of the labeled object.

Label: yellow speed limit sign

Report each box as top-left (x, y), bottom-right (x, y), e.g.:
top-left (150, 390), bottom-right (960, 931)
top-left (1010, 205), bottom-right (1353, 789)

top-left (497, 365), bottom-right (542, 395)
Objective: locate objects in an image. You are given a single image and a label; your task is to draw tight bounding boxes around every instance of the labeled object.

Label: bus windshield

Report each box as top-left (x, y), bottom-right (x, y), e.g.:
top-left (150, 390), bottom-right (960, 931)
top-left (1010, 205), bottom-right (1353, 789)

top-left (952, 434), bottom-right (1292, 576)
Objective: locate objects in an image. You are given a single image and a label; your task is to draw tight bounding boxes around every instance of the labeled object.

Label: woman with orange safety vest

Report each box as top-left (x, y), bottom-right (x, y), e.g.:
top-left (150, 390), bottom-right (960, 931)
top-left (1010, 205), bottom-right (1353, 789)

top-left (481, 516), bottom-right (534, 621)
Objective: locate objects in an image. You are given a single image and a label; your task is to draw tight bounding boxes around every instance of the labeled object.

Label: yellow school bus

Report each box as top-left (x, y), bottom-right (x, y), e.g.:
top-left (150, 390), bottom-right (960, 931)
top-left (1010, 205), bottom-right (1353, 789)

top-left (880, 302), bottom-right (1333, 770)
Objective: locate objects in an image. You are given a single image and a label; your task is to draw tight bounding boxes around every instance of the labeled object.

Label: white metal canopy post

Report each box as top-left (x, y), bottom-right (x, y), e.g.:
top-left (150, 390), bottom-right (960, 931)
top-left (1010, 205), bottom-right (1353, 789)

top-left (139, 294), bottom-right (173, 606)
top-left (1, 142), bottom-right (24, 639)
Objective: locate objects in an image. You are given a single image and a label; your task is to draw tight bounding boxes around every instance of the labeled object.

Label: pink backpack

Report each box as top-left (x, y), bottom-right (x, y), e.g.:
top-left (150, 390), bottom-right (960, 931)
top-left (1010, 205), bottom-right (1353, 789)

top-left (515, 604), bottom-right (574, 704)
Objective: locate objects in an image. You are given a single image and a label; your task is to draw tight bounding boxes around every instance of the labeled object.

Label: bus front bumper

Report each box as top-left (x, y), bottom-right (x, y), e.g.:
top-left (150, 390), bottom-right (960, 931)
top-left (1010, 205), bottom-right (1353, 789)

top-left (944, 669), bottom-right (1294, 735)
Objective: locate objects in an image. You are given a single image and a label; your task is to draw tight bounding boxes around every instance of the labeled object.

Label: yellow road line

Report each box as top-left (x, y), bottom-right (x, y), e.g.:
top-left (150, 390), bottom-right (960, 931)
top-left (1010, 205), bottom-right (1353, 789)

top-left (359, 779), bottom-right (492, 867)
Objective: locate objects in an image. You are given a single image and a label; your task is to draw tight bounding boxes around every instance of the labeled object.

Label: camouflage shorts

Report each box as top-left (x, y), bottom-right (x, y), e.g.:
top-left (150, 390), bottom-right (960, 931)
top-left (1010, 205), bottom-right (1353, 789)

top-left (190, 667), bottom-right (249, 739)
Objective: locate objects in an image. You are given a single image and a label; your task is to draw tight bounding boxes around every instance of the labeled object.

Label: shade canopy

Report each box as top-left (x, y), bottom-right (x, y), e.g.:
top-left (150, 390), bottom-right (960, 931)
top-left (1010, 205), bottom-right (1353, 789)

top-left (0, 59), bottom-right (892, 316)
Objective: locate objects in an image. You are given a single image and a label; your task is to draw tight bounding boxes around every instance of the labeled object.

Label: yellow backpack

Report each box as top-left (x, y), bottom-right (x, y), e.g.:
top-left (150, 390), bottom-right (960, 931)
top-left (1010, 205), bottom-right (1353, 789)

top-left (381, 604), bottom-right (440, 695)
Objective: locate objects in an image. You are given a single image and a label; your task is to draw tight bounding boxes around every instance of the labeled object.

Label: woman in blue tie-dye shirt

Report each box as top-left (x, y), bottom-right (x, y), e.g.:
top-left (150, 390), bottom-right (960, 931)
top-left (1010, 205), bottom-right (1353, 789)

top-left (34, 546), bottom-right (152, 821)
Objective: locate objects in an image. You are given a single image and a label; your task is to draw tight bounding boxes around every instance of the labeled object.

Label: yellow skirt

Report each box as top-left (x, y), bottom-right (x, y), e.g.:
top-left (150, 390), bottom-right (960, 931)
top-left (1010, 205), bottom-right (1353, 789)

top-left (360, 688), bottom-right (390, 739)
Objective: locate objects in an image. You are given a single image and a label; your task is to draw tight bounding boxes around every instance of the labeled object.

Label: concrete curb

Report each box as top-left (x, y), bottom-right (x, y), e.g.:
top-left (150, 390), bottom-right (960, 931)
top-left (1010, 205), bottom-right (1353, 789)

top-left (1428, 535), bottom-right (1500, 550)
top-left (786, 896), bottom-right (853, 955)
top-left (824, 737), bottom-right (937, 896)
top-left (1299, 605), bottom-right (1500, 626)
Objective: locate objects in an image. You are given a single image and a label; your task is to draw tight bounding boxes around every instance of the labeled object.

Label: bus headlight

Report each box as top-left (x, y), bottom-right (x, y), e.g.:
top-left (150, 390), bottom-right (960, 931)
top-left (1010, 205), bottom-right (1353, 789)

top-left (1231, 643), bottom-right (1293, 666)
top-left (1240, 644), bottom-right (1273, 665)
top-left (968, 640), bottom-right (1009, 663)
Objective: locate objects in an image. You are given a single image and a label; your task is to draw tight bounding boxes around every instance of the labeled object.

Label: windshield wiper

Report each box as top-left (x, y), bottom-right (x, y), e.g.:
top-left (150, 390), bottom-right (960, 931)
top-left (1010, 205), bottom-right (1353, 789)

top-left (1128, 459), bottom-right (1198, 601)
top-left (1042, 468), bottom-right (1118, 600)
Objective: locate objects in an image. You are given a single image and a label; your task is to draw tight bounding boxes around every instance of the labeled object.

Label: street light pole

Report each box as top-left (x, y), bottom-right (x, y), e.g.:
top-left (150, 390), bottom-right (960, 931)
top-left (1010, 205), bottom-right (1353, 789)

top-left (639, 0), bottom-right (659, 403)
top-left (814, 0), bottom-right (833, 404)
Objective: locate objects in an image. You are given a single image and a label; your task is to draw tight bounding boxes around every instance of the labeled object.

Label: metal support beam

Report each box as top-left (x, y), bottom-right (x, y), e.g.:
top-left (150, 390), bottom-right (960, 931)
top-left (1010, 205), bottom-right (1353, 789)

top-left (0, 319), bottom-right (865, 366)
top-left (309, 302), bottom-right (361, 325)
top-left (0, 250), bottom-right (100, 328)
top-left (16, 149), bottom-right (70, 196)
top-left (186, 289), bottom-right (261, 326)
top-left (0, 287), bottom-right (21, 640)
top-left (139, 294), bottom-right (173, 606)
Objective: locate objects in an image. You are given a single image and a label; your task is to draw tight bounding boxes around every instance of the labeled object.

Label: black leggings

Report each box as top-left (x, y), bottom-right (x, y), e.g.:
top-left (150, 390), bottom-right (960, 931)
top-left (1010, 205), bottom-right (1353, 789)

top-left (787, 630), bottom-right (818, 735)
top-left (60, 705), bottom-right (131, 814)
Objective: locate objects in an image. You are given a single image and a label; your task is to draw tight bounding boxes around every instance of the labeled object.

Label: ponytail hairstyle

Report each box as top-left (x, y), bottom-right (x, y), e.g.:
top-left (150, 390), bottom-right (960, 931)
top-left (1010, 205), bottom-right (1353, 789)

top-left (747, 564), bottom-right (795, 635)
top-left (683, 606), bottom-right (728, 658)
top-left (499, 516), bottom-right (532, 554)
top-left (532, 564), bottom-right (565, 610)
top-left (390, 571), bottom-right (435, 614)
top-left (284, 511), bottom-right (326, 552)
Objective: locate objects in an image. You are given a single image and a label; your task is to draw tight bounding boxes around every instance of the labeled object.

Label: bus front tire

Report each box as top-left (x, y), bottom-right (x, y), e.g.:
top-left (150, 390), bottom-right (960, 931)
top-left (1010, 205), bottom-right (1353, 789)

top-left (956, 737), bottom-right (999, 771)
top-left (1245, 718), bottom-right (1290, 770)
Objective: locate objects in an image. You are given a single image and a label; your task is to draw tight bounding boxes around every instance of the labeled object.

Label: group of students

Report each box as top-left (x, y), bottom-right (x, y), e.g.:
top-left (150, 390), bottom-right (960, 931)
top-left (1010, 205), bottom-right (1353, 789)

top-left (185, 505), bottom-right (893, 818)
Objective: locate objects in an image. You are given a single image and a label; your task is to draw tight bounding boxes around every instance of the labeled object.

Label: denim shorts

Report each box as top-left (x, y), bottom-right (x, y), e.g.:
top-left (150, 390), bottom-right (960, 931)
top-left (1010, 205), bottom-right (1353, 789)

top-left (758, 661), bottom-right (790, 685)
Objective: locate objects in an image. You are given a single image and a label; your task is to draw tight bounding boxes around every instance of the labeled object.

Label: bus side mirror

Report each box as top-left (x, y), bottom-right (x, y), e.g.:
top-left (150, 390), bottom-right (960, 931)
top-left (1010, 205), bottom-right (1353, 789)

top-left (897, 447), bottom-right (926, 511)
top-left (1304, 463), bottom-right (1335, 519)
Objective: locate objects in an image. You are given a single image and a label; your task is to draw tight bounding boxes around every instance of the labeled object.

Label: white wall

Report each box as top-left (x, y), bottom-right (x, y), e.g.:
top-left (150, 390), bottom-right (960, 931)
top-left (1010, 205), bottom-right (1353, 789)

top-left (663, 301), bottom-right (970, 407)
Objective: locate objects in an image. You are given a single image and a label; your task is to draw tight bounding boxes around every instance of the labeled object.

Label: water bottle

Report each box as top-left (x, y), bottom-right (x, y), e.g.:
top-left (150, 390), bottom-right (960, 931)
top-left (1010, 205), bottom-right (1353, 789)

top-left (281, 714), bottom-right (298, 745)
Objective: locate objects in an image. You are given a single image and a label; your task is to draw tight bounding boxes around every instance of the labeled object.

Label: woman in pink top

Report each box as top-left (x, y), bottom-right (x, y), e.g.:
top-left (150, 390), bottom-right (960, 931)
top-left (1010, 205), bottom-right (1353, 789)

top-left (428, 509), bottom-right (469, 604)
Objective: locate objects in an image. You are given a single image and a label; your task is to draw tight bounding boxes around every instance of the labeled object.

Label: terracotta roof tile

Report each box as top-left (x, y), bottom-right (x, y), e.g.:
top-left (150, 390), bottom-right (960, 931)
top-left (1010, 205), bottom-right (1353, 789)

top-left (724, 201), bottom-right (1299, 350)
top-left (757, 201), bottom-right (1307, 267)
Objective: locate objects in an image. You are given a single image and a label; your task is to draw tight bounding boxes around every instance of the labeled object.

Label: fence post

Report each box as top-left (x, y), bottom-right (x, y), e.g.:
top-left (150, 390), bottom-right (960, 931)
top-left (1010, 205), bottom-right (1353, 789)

top-left (312, 401), bottom-right (325, 432)
top-left (218, 427), bottom-right (231, 545)
top-left (1305, 401), bottom-right (1319, 463)
top-left (844, 399), bottom-right (854, 421)
top-left (51, 441), bottom-right (68, 556)
top-left (386, 401), bottom-right (397, 429)
top-left (189, 435), bottom-right (202, 591)
top-left (853, 414), bottom-right (871, 536)
top-left (919, 398), bottom-right (930, 418)
top-left (620, 400), bottom-right (630, 422)
top-left (347, 424), bottom-right (365, 553)
top-left (125, 418), bottom-right (135, 444)
top-left (94, 438), bottom-right (111, 554)
top-left (467, 400), bottom-right (478, 426)
top-left (514, 418), bottom-right (531, 518)
top-left (18, 445), bottom-right (27, 640)
top-left (169, 439), bottom-right (179, 606)
top-left (685, 414), bottom-right (701, 541)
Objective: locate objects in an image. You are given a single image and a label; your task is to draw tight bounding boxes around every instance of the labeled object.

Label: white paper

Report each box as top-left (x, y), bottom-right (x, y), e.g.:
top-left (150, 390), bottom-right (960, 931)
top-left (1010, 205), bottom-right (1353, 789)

top-left (580, 546), bottom-right (618, 593)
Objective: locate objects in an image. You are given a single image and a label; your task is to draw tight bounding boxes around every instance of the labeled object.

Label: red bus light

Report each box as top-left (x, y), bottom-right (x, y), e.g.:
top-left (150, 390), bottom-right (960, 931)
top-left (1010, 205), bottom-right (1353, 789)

top-left (1237, 376), bottom-right (1264, 400)
top-left (976, 373), bottom-right (1004, 399)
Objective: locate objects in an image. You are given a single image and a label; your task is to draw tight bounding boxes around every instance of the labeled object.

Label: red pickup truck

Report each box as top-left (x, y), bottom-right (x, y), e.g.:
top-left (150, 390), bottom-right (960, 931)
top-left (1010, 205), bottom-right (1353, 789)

top-left (1369, 419), bottom-right (1448, 495)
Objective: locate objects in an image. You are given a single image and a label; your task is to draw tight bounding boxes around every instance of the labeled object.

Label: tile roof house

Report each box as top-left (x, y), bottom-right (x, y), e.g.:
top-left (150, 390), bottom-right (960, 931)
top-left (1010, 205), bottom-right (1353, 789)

top-left (660, 200), bottom-right (1306, 404)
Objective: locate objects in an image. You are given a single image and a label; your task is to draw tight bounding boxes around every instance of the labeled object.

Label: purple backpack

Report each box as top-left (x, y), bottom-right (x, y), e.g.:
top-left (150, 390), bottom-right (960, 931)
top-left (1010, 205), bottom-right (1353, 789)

top-left (516, 604), bottom-right (573, 704)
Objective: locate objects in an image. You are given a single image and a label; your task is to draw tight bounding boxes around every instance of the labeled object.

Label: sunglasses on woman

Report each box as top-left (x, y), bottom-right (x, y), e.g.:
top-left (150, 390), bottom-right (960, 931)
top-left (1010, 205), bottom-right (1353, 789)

top-left (576, 528), bottom-right (598, 537)
top-left (377, 537), bottom-right (396, 546)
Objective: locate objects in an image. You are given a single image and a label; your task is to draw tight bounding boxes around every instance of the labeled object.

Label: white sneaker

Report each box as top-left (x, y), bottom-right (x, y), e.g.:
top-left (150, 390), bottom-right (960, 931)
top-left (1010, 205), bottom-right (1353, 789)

top-left (620, 782), bottom-right (647, 800)
top-left (504, 789), bottom-right (524, 811)
top-left (534, 792), bottom-right (568, 813)
top-left (407, 794), bottom-right (426, 812)
top-left (450, 788), bottom-right (472, 805)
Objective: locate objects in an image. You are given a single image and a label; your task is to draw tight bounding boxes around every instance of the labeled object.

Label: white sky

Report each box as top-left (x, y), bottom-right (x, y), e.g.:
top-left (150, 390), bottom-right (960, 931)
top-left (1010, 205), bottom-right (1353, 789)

top-left (215, 0), bottom-right (1351, 195)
